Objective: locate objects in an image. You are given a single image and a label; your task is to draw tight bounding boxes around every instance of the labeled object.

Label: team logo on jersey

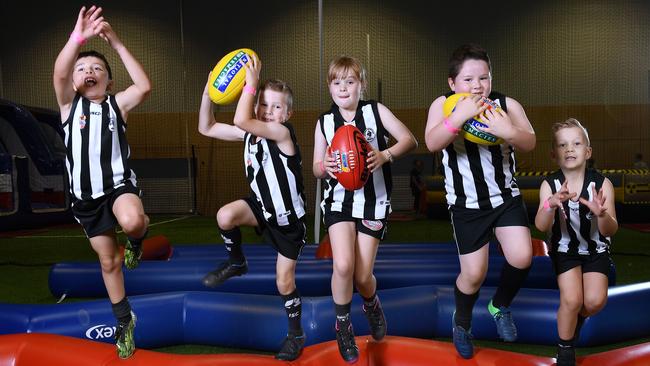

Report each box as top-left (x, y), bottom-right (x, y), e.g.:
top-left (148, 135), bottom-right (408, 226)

top-left (362, 219), bottom-right (383, 231)
top-left (278, 210), bottom-right (292, 218)
top-left (364, 128), bottom-right (376, 142)
top-left (79, 114), bottom-right (87, 129)
top-left (246, 158), bottom-right (253, 166)
top-left (108, 117), bottom-right (116, 132)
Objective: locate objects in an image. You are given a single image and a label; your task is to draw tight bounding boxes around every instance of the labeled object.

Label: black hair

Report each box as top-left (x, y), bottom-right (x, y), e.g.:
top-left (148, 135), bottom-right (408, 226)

top-left (448, 43), bottom-right (491, 80)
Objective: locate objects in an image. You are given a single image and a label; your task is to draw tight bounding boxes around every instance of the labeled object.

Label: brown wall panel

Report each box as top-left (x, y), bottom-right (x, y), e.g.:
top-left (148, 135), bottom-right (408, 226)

top-left (120, 104), bottom-right (650, 215)
top-left (2, 0), bottom-right (649, 215)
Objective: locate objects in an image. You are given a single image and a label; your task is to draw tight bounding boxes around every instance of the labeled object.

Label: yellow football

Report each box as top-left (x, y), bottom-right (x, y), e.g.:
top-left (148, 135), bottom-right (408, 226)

top-left (208, 48), bottom-right (258, 105)
top-left (443, 93), bottom-right (504, 146)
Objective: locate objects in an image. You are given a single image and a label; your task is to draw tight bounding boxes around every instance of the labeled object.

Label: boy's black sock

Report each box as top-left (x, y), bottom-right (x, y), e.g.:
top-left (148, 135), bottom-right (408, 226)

top-left (219, 227), bottom-right (245, 263)
top-left (361, 292), bottom-right (378, 308)
top-left (558, 336), bottom-right (575, 348)
top-left (492, 262), bottom-right (531, 308)
top-left (111, 297), bottom-right (132, 325)
top-left (454, 284), bottom-right (479, 330)
top-left (281, 288), bottom-right (303, 335)
top-left (335, 302), bottom-right (352, 326)
top-left (127, 229), bottom-right (148, 249)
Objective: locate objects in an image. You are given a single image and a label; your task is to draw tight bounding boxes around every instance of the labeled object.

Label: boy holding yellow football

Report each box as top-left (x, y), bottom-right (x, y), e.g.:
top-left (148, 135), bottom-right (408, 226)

top-left (424, 43), bottom-right (536, 359)
top-left (198, 53), bottom-right (307, 361)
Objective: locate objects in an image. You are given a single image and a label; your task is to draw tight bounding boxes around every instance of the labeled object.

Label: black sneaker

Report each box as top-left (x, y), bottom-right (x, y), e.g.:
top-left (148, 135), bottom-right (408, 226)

top-left (451, 311), bottom-right (474, 359)
top-left (362, 297), bottom-right (386, 341)
top-left (452, 322), bottom-right (474, 359)
top-left (202, 260), bottom-right (248, 288)
top-left (335, 319), bottom-right (359, 364)
top-left (275, 332), bottom-right (306, 361)
top-left (488, 300), bottom-right (517, 342)
top-left (556, 345), bottom-right (576, 366)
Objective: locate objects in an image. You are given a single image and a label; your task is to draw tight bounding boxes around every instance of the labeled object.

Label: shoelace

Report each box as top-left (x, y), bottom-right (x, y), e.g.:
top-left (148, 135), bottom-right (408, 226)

top-left (217, 262), bottom-right (238, 275)
top-left (115, 322), bottom-right (129, 342)
top-left (224, 261), bottom-right (246, 270)
top-left (283, 336), bottom-right (303, 353)
top-left (495, 310), bottom-right (516, 337)
top-left (337, 324), bottom-right (356, 349)
top-left (495, 309), bottom-right (512, 321)
top-left (364, 304), bottom-right (383, 324)
top-left (455, 326), bottom-right (473, 341)
top-left (280, 340), bottom-right (295, 353)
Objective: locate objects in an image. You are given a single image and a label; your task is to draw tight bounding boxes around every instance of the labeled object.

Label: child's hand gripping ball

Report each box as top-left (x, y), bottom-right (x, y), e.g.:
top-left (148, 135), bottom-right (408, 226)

top-left (443, 93), bottom-right (504, 145)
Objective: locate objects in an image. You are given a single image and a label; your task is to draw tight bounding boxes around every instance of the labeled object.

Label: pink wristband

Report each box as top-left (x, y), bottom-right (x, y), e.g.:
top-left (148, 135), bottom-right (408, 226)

top-left (243, 84), bottom-right (256, 96)
top-left (70, 32), bottom-right (86, 46)
top-left (543, 198), bottom-right (552, 211)
top-left (443, 118), bottom-right (460, 135)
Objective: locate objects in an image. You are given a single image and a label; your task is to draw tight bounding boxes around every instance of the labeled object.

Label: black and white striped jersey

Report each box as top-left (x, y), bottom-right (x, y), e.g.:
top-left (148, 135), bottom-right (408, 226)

top-left (243, 122), bottom-right (305, 227)
top-left (63, 94), bottom-right (136, 201)
top-left (441, 91), bottom-right (520, 210)
top-left (319, 100), bottom-right (392, 219)
top-left (545, 169), bottom-right (611, 255)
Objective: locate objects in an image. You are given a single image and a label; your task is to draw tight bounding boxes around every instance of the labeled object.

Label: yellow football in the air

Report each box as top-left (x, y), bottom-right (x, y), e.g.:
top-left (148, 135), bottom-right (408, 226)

top-left (208, 48), bottom-right (258, 105)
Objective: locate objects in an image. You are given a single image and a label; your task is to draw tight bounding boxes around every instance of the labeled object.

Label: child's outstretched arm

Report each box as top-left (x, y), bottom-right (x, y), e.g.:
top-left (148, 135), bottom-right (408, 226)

top-left (198, 73), bottom-right (245, 141)
top-left (366, 103), bottom-right (417, 172)
top-left (97, 21), bottom-right (151, 117)
top-left (479, 97), bottom-right (536, 152)
top-left (579, 179), bottom-right (618, 237)
top-left (233, 54), bottom-right (291, 144)
top-left (53, 6), bottom-right (104, 116)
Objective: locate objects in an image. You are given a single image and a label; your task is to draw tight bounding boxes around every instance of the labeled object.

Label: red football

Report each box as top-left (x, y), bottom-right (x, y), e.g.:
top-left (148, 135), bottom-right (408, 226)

top-left (330, 125), bottom-right (371, 191)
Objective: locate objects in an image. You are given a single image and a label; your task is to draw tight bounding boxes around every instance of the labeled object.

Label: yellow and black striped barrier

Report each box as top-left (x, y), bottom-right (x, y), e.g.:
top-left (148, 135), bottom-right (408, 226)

top-left (426, 169), bottom-right (650, 205)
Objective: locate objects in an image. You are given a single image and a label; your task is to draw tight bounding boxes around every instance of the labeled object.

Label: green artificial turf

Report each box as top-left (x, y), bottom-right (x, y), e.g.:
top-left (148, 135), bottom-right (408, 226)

top-left (1, 214), bottom-right (649, 357)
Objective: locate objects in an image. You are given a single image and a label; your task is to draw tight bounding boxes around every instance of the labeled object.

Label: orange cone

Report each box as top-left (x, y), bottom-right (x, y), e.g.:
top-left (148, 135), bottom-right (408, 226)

top-left (531, 238), bottom-right (549, 257)
top-left (315, 234), bottom-right (332, 259)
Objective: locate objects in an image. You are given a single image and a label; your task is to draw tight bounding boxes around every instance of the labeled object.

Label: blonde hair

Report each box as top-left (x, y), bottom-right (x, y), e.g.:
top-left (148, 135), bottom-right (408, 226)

top-left (258, 79), bottom-right (293, 112)
top-left (327, 55), bottom-right (367, 89)
top-left (551, 118), bottom-right (590, 147)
